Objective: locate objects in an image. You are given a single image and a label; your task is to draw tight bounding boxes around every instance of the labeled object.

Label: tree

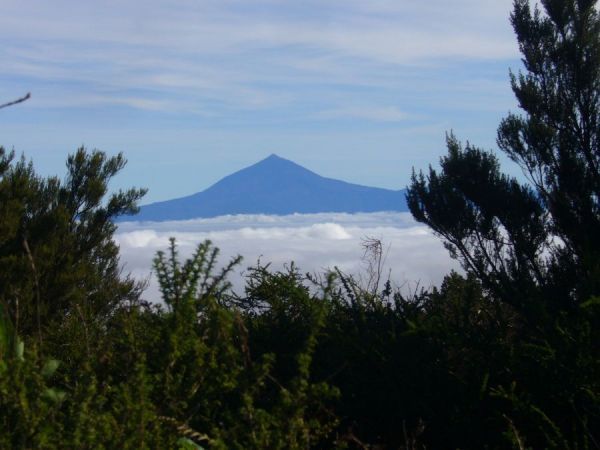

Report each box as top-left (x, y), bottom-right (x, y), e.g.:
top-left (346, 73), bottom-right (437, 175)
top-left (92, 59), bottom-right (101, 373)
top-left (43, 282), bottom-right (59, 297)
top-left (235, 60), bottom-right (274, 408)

top-left (0, 147), bottom-right (146, 346)
top-left (406, 1), bottom-right (600, 447)
top-left (408, 0), bottom-right (600, 320)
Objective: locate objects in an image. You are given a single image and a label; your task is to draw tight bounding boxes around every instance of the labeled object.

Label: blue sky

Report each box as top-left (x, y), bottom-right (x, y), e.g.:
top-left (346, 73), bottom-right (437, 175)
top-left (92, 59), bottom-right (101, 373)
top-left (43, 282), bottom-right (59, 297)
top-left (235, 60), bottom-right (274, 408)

top-left (1, 0), bottom-right (522, 203)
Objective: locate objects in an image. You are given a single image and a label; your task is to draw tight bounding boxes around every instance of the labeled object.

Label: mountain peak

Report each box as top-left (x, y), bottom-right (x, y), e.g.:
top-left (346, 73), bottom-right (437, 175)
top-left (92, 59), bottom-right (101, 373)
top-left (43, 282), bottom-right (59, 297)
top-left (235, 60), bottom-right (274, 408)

top-left (261, 153), bottom-right (290, 164)
top-left (129, 155), bottom-right (408, 221)
top-left (251, 153), bottom-right (309, 174)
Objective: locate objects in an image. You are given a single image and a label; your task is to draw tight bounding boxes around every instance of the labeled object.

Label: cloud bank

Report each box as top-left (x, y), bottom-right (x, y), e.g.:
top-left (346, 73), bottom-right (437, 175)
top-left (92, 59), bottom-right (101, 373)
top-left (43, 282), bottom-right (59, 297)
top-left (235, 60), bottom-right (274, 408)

top-left (116, 212), bottom-right (460, 302)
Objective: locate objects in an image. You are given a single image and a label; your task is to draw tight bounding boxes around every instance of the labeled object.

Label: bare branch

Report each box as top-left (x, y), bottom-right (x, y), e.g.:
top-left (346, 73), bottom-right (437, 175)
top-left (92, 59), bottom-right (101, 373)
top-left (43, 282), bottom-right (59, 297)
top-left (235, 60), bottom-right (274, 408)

top-left (0, 92), bottom-right (31, 110)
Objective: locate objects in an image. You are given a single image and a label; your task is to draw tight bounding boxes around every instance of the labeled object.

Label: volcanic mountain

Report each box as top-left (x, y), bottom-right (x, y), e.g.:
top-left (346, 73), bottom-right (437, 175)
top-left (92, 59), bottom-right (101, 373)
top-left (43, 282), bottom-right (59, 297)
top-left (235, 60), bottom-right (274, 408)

top-left (127, 154), bottom-right (408, 221)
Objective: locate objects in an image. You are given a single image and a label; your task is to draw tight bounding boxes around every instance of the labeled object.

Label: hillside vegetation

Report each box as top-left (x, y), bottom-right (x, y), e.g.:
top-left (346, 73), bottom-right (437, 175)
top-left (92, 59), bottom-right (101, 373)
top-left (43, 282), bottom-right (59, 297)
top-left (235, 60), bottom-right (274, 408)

top-left (1, 0), bottom-right (599, 448)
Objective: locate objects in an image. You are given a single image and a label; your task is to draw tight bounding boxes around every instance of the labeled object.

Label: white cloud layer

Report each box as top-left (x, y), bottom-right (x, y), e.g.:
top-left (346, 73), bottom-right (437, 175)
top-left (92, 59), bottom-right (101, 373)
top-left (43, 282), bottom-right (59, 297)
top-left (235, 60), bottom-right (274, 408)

top-left (116, 212), bottom-right (461, 302)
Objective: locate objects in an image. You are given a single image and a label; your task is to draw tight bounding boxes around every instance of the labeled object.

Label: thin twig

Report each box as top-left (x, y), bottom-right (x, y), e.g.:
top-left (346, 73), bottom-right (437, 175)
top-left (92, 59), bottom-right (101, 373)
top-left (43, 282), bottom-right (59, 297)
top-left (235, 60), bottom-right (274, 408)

top-left (22, 236), bottom-right (42, 347)
top-left (75, 304), bottom-right (90, 355)
top-left (158, 415), bottom-right (212, 444)
top-left (503, 414), bottom-right (526, 450)
top-left (0, 93), bottom-right (31, 110)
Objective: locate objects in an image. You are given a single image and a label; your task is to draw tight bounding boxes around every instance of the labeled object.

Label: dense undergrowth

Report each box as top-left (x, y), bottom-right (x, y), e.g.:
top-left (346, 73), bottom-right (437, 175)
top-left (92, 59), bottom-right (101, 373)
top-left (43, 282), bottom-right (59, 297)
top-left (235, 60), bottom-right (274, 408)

top-left (0, 145), bottom-right (597, 448)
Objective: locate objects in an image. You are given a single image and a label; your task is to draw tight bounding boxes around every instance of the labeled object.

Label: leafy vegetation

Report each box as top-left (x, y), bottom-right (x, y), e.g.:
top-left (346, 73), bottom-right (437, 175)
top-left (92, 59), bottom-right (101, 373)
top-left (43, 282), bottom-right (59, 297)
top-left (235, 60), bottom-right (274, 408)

top-left (1, 0), bottom-right (599, 448)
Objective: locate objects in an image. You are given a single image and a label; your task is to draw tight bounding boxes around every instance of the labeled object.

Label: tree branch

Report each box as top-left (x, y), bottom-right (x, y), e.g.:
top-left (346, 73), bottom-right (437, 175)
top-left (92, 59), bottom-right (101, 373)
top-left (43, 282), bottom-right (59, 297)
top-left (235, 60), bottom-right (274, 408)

top-left (0, 92), bottom-right (31, 110)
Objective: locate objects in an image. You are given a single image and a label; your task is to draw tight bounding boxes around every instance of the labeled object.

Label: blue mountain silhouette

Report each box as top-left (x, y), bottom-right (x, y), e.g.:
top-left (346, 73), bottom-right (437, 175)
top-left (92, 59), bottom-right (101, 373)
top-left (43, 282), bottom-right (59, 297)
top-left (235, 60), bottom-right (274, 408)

top-left (127, 154), bottom-right (408, 221)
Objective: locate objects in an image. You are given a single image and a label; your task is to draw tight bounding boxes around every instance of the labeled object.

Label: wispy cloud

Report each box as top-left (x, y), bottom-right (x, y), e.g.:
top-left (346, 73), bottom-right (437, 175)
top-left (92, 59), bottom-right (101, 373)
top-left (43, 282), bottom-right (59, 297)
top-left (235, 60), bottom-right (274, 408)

top-left (0, 0), bottom-right (521, 205)
top-left (316, 106), bottom-right (409, 122)
top-left (0, 0), bottom-right (517, 114)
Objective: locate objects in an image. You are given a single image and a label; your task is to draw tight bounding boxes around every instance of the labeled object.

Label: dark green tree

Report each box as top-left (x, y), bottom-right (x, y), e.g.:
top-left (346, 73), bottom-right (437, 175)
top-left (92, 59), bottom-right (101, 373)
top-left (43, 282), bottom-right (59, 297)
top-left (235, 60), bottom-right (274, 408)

top-left (407, 0), bottom-right (600, 447)
top-left (0, 147), bottom-right (146, 347)
top-left (408, 0), bottom-right (600, 319)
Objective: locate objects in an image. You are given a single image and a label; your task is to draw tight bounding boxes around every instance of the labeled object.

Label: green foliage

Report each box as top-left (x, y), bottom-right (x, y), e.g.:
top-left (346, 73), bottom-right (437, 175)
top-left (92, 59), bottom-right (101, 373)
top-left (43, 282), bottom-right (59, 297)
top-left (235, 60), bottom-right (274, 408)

top-left (0, 146), bottom-right (146, 346)
top-left (1, 1), bottom-right (599, 448)
top-left (148, 240), bottom-right (339, 449)
top-left (408, 0), bottom-right (600, 315)
top-left (407, 0), bottom-right (600, 447)
top-left (0, 148), bottom-right (173, 449)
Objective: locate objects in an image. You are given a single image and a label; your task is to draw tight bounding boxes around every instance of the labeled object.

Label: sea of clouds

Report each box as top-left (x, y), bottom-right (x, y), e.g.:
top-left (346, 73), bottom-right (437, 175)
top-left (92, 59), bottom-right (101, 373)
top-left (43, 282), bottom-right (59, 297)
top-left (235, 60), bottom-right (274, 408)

top-left (116, 212), bottom-right (461, 302)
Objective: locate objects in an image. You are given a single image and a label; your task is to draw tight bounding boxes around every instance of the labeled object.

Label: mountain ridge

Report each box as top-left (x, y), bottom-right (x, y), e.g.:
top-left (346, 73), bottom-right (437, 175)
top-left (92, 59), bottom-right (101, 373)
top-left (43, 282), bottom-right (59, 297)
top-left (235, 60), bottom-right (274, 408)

top-left (126, 154), bottom-right (408, 221)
